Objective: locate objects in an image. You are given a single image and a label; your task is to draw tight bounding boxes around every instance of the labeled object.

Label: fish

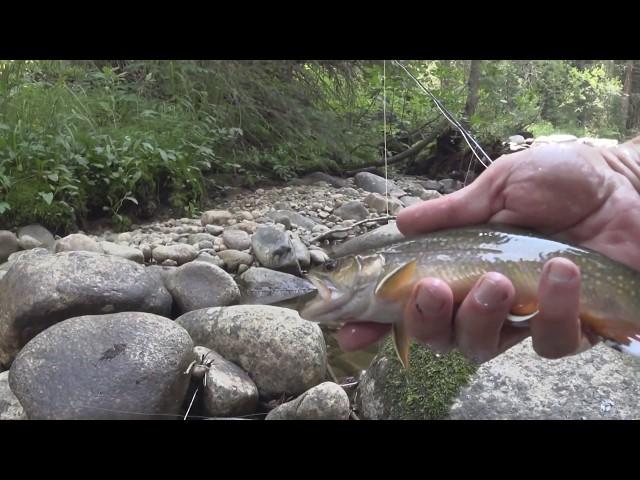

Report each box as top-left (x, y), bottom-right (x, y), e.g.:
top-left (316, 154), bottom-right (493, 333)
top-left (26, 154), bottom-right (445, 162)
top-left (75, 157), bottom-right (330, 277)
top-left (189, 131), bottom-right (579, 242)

top-left (294, 224), bottom-right (640, 369)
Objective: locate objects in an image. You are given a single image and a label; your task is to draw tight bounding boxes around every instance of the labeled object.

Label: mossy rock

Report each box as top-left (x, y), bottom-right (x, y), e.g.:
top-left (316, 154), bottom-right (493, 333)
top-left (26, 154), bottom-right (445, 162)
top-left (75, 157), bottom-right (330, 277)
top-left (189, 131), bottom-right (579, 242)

top-left (356, 338), bottom-right (477, 420)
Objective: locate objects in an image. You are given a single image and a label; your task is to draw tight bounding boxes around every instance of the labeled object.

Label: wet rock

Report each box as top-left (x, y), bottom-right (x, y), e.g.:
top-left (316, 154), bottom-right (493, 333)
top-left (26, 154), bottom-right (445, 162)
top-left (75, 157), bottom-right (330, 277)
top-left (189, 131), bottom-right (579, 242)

top-left (266, 382), bottom-right (350, 420)
top-left (217, 249), bottom-right (254, 273)
top-left (251, 225), bottom-right (300, 274)
top-left (165, 262), bottom-right (240, 314)
top-left (222, 229), bottom-right (251, 251)
top-left (17, 224), bottom-right (55, 251)
top-left (176, 306), bottom-right (326, 399)
top-left (333, 200), bottom-right (369, 221)
top-left (152, 244), bottom-right (198, 266)
top-left (0, 251), bottom-right (172, 369)
top-left (0, 231), bottom-right (19, 262)
top-left (237, 267), bottom-right (316, 305)
top-left (201, 210), bottom-right (233, 226)
top-left (9, 312), bottom-right (194, 420)
top-left (0, 371), bottom-right (26, 420)
top-left (100, 241), bottom-right (144, 263)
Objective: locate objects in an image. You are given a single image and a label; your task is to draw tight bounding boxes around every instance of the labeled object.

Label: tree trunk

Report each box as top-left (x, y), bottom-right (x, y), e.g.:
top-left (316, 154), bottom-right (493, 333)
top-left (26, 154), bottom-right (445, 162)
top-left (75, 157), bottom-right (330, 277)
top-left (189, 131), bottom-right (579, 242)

top-left (463, 60), bottom-right (482, 127)
top-left (622, 60), bottom-right (634, 131)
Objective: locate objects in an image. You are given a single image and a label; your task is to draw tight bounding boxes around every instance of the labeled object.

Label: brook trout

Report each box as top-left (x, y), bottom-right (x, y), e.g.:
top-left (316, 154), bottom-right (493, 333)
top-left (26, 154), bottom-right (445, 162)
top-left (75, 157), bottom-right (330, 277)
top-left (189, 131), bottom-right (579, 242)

top-left (295, 224), bottom-right (640, 368)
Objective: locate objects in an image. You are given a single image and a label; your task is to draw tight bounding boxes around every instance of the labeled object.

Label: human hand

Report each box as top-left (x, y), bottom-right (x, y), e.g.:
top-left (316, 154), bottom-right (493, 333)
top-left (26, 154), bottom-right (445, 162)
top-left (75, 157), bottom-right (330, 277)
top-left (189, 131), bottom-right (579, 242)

top-left (338, 138), bottom-right (640, 363)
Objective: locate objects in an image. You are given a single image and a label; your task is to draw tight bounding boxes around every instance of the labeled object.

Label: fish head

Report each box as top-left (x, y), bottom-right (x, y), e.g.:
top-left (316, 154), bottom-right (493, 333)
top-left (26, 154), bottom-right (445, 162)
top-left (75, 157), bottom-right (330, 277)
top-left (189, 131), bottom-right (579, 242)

top-left (299, 254), bottom-right (385, 325)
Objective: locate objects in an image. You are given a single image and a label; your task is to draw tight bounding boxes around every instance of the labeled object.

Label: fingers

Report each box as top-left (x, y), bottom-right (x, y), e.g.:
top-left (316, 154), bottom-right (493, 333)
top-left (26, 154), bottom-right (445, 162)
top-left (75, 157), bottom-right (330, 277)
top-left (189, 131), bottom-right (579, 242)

top-left (336, 322), bottom-right (390, 351)
top-left (454, 272), bottom-right (516, 363)
top-left (403, 278), bottom-right (455, 353)
top-left (530, 258), bottom-right (582, 359)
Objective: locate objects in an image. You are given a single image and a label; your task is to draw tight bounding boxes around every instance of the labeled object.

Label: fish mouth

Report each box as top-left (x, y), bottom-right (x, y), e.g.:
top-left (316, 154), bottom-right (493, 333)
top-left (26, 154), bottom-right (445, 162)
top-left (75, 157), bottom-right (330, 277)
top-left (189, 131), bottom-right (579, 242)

top-left (299, 274), bottom-right (354, 323)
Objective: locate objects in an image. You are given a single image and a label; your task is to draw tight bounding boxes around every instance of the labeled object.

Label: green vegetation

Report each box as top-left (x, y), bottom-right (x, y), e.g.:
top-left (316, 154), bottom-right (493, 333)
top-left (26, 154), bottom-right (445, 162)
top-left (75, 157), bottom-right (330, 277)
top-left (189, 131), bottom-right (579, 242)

top-left (0, 60), bottom-right (636, 233)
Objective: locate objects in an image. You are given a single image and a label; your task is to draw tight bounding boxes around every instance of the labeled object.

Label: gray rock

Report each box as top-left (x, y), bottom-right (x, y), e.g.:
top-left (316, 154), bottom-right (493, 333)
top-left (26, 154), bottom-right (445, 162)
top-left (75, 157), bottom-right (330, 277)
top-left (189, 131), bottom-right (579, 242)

top-left (309, 248), bottom-right (330, 265)
top-left (165, 262), bottom-right (240, 314)
top-left (0, 371), bottom-right (26, 420)
top-left (364, 193), bottom-right (404, 214)
top-left (162, 259), bottom-right (178, 267)
top-left (439, 178), bottom-right (464, 194)
top-left (9, 312), bottom-right (194, 420)
top-left (341, 187), bottom-right (359, 195)
top-left (533, 134), bottom-right (578, 144)
top-left (237, 267), bottom-right (317, 305)
top-left (196, 346), bottom-right (259, 417)
top-left (140, 243), bottom-right (152, 262)
top-left (354, 172), bottom-right (405, 196)
top-left (419, 190), bottom-right (442, 201)
top-left (201, 210), bottom-right (232, 226)
top-left (265, 210), bottom-right (318, 231)
top-left (266, 382), bottom-right (350, 420)
top-left (205, 224), bottom-right (224, 235)
top-left (0, 271), bottom-right (5, 282)
top-left (288, 232), bottom-right (310, 269)
top-left (508, 135), bottom-right (526, 145)
top-left (7, 247), bottom-right (50, 263)
top-left (0, 251), bottom-right (172, 369)
top-left (330, 222), bottom-right (404, 258)
top-left (251, 225), bottom-right (300, 275)
top-left (176, 306), bottom-right (326, 399)
top-left (222, 229), bottom-right (251, 251)
top-left (17, 224), bottom-right (55, 251)
top-left (333, 200), bottom-right (369, 221)
top-left (152, 244), bottom-right (198, 265)
top-left (399, 195), bottom-right (422, 207)
top-left (187, 233), bottom-right (217, 245)
top-left (194, 253), bottom-right (226, 269)
top-left (419, 179), bottom-right (442, 191)
top-left (448, 339), bottom-right (640, 420)
top-left (226, 221), bottom-right (260, 234)
top-left (217, 249), bottom-right (254, 273)
top-left (100, 241), bottom-right (144, 263)
top-left (292, 172), bottom-right (349, 188)
top-left (55, 233), bottom-right (103, 254)
top-left (0, 231), bottom-right (19, 263)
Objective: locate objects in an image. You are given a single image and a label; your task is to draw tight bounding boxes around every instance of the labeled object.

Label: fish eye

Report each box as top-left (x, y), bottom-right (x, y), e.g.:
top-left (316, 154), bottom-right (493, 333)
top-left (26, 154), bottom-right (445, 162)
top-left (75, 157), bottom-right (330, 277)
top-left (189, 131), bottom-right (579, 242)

top-left (324, 259), bottom-right (337, 271)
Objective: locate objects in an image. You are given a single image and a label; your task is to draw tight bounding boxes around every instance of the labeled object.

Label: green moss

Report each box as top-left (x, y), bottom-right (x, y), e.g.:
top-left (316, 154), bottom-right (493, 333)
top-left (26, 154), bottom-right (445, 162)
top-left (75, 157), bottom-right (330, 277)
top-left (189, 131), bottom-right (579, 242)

top-left (368, 338), bottom-right (478, 420)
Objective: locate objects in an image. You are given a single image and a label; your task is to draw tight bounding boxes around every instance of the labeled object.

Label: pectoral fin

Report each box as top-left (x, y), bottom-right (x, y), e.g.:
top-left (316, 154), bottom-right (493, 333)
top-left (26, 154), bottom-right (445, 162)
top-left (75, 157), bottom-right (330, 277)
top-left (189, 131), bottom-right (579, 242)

top-left (392, 321), bottom-right (410, 369)
top-left (375, 260), bottom-right (418, 302)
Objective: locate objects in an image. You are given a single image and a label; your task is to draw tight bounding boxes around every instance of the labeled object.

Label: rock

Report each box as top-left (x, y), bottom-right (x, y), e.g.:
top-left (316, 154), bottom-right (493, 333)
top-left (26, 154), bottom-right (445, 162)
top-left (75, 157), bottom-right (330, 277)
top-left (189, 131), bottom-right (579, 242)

top-left (165, 262), bottom-right (240, 314)
top-left (309, 248), bottom-right (330, 264)
top-left (292, 172), bottom-right (349, 188)
top-left (0, 371), bottom-right (26, 420)
top-left (399, 195), bottom-right (422, 207)
top-left (226, 221), bottom-right (260, 234)
top-left (16, 224), bottom-right (55, 251)
top-left (508, 135), bottom-right (526, 145)
top-left (205, 224), bottom-right (224, 236)
top-left (533, 134), bottom-right (578, 144)
top-left (237, 267), bottom-right (316, 305)
top-left (7, 247), bottom-right (50, 264)
top-left (333, 200), bottom-right (369, 221)
top-left (419, 179), bottom-right (442, 191)
top-left (176, 306), bottom-right (326, 399)
top-left (364, 193), bottom-right (404, 214)
top-left (55, 234), bottom-right (103, 254)
top-left (419, 190), bottom-right (442, 201)
top-left (201, 210), bottom-right (233, 226)
top-left (198, 240), bottom-right (214, 250)
top-left (330, 222), bottom-right (404, 258)
top-left (0, 231), bottom-right (19, 263)
top-left (222, 229), bottom-right (251, 251)
top-left (194, 253), bottom-right (226, 269)
top-left (354, 172), bottom-right (405, 196)
top-left (100, 241), bottom-right (144, 263)
top-left (251, 225), bottom-right (300, 275)
top-left (265, 210), bottom-right (318, 231)
top-left (152, 244), bottom-right (198, 265)
top-left (356, 338), bottom-right (476, 419)
top-left (236, 211), bottom-right (254, 221)
top-left (439, 178), bottom-right (464, 194)
top-left (187, 233), bottom-right (217, 245)
top-left (9, 312), bottom-right (194, 420)
top-left (217, 249), bottom-right (254, 273)
top-left (162, 259), bottom-right (178, 267)
top-left (288, 232), bottom-right (310, 269)
top-left (0, 251), bottom-right (172, 369)
top-left (139, 243), bottom-right (152, 262)
top-left (448, 339), bottom-right (640, 420)
top-left (266, 382), bottom-right (350, 420)
top-left (0, 271), bottom-right (5, 282)
top-left (196, 347), bottom-right (259, 417)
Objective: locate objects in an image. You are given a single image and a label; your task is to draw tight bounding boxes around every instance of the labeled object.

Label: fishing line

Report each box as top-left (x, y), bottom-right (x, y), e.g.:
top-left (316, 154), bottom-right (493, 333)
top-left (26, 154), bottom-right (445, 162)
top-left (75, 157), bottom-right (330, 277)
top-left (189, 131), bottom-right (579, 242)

top-left (383, 60), bottom-right (390, 218)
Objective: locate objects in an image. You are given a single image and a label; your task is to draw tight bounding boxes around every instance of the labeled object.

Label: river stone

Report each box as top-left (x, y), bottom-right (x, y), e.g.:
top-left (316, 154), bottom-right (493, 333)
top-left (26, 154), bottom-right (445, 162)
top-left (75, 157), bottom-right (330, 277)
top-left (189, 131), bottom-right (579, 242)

top-left (201, 210), bottom-right (232, 226)
top-left (0, 371), bottom-right (26, 420)
top-left (152, 244), bottom-right (198, 265)
top-left (205, 224), bottom-right (224, 235)
top-left (354, 172), bottom-right (405, 196)
top-left (165, 262), bottom-right (240, 314)
top-left (188, 233), bottom-right (217, 245)
top-left (439, 178), bottom-right (464, 194)
top-left (9, 312), bottom-right (194, 420)
top-left (197, 346), bottom-right (259, 417)
top-left (194, 253), bottom-right (226, 269)
top-left (508, 134), bottom-right (526, 145)
top-left (217, 249), bottom-right (253, 273)
top-left (330, 222), bottom-right (404, 258)
top-left (448, 339), bottom-right (640, 420)
top-left (100, 241), bottom-right (144, 263)
top-left (237, 267), bottom-right (317, 305)
top-left (309, 248), bottom-right (330, 264)
top-left (265, 210), bottom-right (318, 230)
top-left (399, 195), bottom-right (422, 207)
top-left (288, 232), bottom-right (310, 269)
top-left (251, 225), bottom-right (300, 275)
top-left (332, 201), bottom-right (369, 221)
top-left (226, 221), bottom-right (260, 234)
top-left (7, 247), bottom-right (50, 264)
top-left (292, 172), bottom-right (349, 188)
top-left (222, 229), bottom-right (251, 251)
top-left (419, 190), bottom-right (442, 201)
top-left (176, 306), bottom-right (326, 399)
top-left (265, 382), bottom-right (350, 420)
top-left (16, 224), bottom-right (55, 251)
top-left (0, 231), bottom-right (19, 263)
top-left (364, 193), bottom-right (404, 214)
top-left (419, 179), bottom-right (442, 191)
top-left (0, 251), bottom-right (172, 369)
top-left (54, 233), bottom-right (103, 254)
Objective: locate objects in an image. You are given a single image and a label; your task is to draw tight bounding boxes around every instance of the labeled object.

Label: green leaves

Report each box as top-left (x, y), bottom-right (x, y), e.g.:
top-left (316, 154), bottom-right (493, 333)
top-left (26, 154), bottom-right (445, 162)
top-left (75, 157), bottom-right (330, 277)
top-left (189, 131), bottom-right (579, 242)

top-left (38, 191), bottom-right (54, 205)
top-left (0, 201), bottom-right (10, 214)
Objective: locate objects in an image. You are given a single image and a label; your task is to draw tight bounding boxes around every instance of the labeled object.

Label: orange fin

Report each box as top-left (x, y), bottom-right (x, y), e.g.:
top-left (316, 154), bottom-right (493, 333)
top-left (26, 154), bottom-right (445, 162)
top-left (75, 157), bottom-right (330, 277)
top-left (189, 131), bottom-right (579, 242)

top-left (374, 260), bottom-right (418, 302)
top-left (392, 321), bottom-right (411, 369)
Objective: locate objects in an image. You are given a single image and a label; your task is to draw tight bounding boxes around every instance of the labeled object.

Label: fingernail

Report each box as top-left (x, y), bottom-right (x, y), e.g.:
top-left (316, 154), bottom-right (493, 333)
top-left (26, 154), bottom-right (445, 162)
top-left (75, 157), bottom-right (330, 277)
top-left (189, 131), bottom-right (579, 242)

top-left (416, 285), bottom-right (445, 316)
top-left (474, 275), bottom-right (508, 307)
top-left (548, 260), bottom-right (576, 283)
